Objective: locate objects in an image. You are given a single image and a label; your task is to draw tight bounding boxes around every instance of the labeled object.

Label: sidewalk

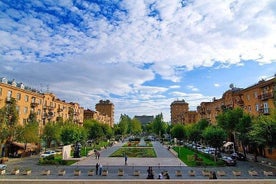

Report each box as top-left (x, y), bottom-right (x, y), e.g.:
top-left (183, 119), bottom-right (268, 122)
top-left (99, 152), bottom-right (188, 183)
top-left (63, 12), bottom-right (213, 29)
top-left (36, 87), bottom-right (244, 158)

top-left (245, 153), bottom-right (276, 171)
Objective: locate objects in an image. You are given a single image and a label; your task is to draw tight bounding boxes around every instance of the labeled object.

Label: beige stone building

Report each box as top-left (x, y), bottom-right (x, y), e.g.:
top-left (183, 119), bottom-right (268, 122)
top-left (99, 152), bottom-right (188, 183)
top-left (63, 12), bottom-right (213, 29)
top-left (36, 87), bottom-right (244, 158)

top-left (170, 99), bottom-right (199, 124)
top-left (95, 100), bottom-right (114, 127)
top-left (83, 109), bottom-right (111, 126)
top-left (197, 76), bottom-right (275, 124)
top-left (0, 77), bottom-right (84, 128)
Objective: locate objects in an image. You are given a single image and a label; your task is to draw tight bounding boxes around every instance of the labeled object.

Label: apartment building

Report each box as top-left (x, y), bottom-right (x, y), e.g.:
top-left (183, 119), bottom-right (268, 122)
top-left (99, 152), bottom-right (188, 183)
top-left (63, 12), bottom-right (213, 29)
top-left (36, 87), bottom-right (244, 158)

top-left (83, 109), bottom-right (111, 125)
top-left (170, 99), bottom-right (199, 124)
top-left (0, 77), bottom-right (84, 127)
top-left (197, 76), bottom-right (275, 124)
top-left (95, 100), bottom-right (114, 127)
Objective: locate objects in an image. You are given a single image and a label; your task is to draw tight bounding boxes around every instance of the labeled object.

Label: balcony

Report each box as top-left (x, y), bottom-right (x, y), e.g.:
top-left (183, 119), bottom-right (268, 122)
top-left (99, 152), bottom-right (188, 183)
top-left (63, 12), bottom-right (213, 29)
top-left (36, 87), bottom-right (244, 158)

top-left (259, 108), bottom-right (270, 115)
top-left (6, 97), bottom-right (12, 103)
top-left (215, 107), bottom-right (221, 112)
top-left (31, 102), bottom-right (39, 108)
top-left (258, 92), bottom-right (273, 100)
top-left (236, 100), bottom-right (244, 106)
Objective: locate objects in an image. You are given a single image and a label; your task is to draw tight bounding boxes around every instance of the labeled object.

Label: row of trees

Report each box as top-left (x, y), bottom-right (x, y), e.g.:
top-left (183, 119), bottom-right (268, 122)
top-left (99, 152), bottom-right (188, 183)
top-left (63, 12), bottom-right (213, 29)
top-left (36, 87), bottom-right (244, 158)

top-left (0, 98), bottom-right (115, 156)
top-left (170, 108), bottom-right (276, 161)
top-left (1, 97), bottom-right (275, 161)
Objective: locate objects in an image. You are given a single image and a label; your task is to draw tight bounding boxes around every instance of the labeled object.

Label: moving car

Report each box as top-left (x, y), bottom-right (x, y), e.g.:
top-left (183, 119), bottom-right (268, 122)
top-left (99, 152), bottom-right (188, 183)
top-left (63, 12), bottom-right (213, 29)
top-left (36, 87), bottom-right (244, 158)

top-left (221, 156), bottom-right (237, 166)
top-left (40, 150), bottom-right (56, 158)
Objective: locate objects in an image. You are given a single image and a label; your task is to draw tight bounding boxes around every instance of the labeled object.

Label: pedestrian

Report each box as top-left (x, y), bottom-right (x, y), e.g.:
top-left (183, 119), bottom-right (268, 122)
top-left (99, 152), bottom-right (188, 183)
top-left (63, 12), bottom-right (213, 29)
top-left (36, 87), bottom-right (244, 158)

top-left (147, 166), bottom-right (154, 179)
top-left (164, 171), bottom-right (170, 179)
top-left (99, 163), bottom-right (103, 175)
top-left (95, 163), bottom-right (99, 175)
top-left (97, 152), bottom-right (100, 160)
top-left (209, 171), bottom-right (217, 179)
top-left (158, 172), bottom-right (163, 179)
top-left (94, 150), bottom-right (97, 159)
top-left (124, 155), bottom-right (128, 165)
top-left (212, 171), bottom-right (217, 179)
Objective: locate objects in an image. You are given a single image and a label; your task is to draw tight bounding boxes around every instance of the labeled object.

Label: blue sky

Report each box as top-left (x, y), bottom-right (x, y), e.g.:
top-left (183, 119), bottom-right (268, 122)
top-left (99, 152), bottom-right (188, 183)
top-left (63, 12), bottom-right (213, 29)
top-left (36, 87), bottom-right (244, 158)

top-left (0, 0), bottom-right (275, 123)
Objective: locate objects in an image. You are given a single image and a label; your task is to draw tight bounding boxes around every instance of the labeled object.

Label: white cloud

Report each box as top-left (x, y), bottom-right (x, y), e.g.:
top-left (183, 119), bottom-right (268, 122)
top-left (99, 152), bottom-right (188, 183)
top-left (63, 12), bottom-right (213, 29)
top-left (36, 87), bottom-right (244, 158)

top-left (1, 0), bottom-right (276, 122)
top-left (187, 85), bottom-right (199, 92)
top-left (214, 83), bottom-right (220, 87)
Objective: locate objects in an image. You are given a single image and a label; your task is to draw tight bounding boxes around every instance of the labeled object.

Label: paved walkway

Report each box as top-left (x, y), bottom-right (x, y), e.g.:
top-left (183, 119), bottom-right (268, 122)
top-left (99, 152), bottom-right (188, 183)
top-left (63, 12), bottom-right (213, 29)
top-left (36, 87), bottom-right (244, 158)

top-left (74, 141), bottom-right (185, 167)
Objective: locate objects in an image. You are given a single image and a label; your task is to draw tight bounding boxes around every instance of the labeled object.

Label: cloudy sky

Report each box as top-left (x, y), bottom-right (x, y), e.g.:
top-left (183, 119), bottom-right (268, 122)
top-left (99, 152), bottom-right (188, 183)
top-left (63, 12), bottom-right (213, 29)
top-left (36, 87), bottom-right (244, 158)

top-left (1, 0), bottom-right (276, 123)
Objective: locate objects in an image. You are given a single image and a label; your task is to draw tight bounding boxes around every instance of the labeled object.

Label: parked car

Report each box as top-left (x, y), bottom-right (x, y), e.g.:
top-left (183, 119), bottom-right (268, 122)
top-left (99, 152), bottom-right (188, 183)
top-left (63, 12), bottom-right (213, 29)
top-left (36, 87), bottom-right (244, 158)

top-left (231, 152), bottom-right (246, 161)
top-left (0, 164), bottom-right (7, 169)
top-left (221, 156), bottom-right (237, 166)
top-left (40, 150), bottom-right (56, 158)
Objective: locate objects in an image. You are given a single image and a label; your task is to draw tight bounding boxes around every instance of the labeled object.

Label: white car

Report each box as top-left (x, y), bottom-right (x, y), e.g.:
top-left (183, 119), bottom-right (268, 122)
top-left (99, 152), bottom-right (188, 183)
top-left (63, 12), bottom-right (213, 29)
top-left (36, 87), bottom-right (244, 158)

top-left (0, 164), bottom-right (7, 169)
top-left (40, 150), bottom-right (56, 158)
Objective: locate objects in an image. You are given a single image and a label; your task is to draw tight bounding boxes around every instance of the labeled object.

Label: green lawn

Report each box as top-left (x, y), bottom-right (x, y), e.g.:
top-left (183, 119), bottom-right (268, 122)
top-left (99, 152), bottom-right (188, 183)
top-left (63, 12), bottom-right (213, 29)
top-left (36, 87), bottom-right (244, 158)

top-left (110, 147), bottom-right (156, 157)
top-left (173, 146), bottom-right (224, 167)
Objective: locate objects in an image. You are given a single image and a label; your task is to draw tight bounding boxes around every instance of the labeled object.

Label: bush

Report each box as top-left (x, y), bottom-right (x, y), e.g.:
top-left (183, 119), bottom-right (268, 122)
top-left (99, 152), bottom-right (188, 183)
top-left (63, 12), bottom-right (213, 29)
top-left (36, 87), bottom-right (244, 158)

top-left (38, 154), bottom-right (77, 165)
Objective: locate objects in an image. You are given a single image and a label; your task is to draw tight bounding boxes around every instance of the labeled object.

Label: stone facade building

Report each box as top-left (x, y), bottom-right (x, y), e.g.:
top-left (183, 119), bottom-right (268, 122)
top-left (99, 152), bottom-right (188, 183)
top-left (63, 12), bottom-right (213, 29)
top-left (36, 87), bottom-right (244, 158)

top-left (170, 99), bottom-right (199, 124)
top-left (95, 100), bottom-right (114, 127)
top-left (0, 77), bottom-right (84, 127)
top-left (197, 76), bottom-right (275, 124)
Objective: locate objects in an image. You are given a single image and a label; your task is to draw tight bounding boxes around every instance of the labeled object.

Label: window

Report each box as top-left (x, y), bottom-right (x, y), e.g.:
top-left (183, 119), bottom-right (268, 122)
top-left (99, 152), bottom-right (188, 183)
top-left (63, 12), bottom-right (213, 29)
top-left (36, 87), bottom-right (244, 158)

top-left (263, 102), bottom-right (269, 114)
top-left (256, 104), bottom-right (259, 112)
top-left (38, 109), bottom-right (41, 116)
top-left (247, 94), bottom-right (250, 101)
top-left (254, 91), bottom-right (258, 99)
top-left (25, 95), bottom-right (29, 102)
top-left (17, 93), bottom-right (21, 100)
top-left (7, 90), bottom-right (12, 100)
top-left (24, 107), bottom-right (28, 114)
top-left (31, 97), bottom-right (36, 103)
top-left (16, 106), bottom-right (20, 114)
top-left (0, 87), bottom-right (2, 96)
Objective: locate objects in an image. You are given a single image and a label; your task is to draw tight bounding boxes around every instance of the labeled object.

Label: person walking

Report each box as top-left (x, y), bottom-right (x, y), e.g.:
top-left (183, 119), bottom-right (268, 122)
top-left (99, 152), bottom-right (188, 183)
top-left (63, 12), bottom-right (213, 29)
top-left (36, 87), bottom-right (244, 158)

top-left (99, 163), bottom-right (103, 175)
top-left (124, 155), bottom-right (128, 165)
top-left (147, 166), bottom-right (154, 179)
top-left (95, 163), bottom-right (99, 175)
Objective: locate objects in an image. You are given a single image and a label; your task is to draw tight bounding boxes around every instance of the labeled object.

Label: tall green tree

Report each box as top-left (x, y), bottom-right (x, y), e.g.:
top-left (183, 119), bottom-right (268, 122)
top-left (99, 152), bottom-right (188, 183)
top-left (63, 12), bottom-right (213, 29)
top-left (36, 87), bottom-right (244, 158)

top-left (217, 107), bottom-right (244, 144)
top-left (249, 114), bottom-right (276, 161)
top-left (118, 114), bottom-right (130, 136)
top-left (131, 118), bottom-right (142, 135)
top-left (185, 123), bottom-right (201, 143)
top-left (18, 122), bottom-right (40, 150)
top-left (171, 124), bottom-right (186, 140)
top-left (84, 120), bottom-right (103, 141)
top-left (203, 126), bottom-right (227, 161)
top-left (60, 123), bottom-right (87, 145)
top-left (42, 122), bottom-right (61, 148)
top-left (152, 113), bottom-right (167, 137)
top-left (0, 98), bottom-right (19, 156)
top-left (235, 113), bottom-right (252, 158)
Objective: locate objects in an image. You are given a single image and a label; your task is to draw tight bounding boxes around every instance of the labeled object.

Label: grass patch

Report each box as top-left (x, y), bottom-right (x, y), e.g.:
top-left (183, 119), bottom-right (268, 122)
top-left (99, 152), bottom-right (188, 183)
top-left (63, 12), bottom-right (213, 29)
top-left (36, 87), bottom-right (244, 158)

top-left (173, 146), bottom-right (224, 167)
top-left (110, 147), bottom-right (156, 157)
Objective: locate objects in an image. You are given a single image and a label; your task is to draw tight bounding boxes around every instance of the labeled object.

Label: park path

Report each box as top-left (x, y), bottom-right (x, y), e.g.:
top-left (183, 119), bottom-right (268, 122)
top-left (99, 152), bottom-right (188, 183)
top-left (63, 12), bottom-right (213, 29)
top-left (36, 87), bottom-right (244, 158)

top-left (74, 140), bottom-right (186, 167)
